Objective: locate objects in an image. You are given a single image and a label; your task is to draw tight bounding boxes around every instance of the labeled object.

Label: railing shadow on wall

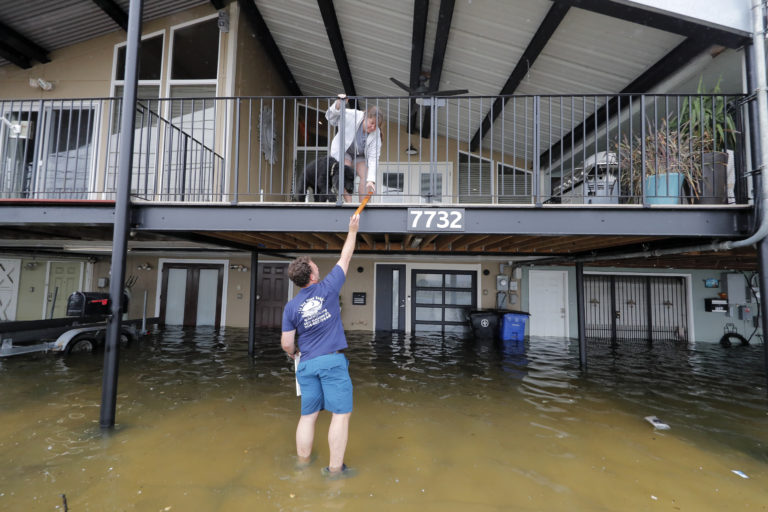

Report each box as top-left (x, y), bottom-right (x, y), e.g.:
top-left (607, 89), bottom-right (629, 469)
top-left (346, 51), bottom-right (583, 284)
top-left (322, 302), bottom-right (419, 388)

top-left (0, 93), bottom-right (750, 206)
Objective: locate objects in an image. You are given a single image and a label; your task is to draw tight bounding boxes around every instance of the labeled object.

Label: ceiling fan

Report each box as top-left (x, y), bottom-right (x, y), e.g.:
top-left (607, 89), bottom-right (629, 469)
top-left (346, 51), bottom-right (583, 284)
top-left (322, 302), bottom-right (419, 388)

top-left (389, 76), bottom-right (468, 98)
top-left (390, 76), bottom-right (468, 138)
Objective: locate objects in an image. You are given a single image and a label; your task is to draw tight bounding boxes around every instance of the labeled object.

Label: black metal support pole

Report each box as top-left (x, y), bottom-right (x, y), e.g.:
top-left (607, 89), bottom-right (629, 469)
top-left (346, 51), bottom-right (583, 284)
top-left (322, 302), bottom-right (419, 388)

top-left (100, 0), bottom-right (143, 430)
top-left (248, 251), bottom-right (259, 357)
top-left (575, 262), bottom-right (587, 369)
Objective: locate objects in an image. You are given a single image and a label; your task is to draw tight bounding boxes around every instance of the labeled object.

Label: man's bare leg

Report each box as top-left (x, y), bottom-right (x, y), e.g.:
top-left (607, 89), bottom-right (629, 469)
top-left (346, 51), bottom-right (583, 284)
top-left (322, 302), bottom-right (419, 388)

top-left (327, 412), bottom-right (351, 472)
top-left (296, 411), bottom-right (319, 462)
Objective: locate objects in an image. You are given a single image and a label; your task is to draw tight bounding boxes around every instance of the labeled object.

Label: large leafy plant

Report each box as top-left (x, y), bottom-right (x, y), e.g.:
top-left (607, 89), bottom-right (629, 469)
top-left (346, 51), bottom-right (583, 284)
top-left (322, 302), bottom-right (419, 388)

top-left (670, 77), bottom-right (737, 152)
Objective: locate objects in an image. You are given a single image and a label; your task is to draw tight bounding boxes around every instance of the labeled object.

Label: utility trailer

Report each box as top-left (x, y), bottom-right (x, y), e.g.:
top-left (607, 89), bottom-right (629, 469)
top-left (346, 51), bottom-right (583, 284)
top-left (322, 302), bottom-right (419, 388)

top-left (0, 292), bottom-right (157, 357)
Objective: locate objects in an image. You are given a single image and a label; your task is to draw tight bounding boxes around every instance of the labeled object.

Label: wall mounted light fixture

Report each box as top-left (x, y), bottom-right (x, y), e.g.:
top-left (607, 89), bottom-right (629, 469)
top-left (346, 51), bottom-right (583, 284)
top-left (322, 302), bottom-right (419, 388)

top-left (29, 78), bottom-right (54, 91)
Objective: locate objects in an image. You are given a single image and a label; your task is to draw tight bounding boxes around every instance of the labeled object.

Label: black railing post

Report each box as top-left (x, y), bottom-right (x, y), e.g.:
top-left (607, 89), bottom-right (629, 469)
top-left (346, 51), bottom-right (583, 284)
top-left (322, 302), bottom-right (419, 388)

top-left (575, 262), bottom-right (587, 369)
top-left (233, 98), bottom-right (240, 205)
top-left (640, 95), bottom-right (647, 205)
top-left (534, 96), bottom-right (541, 205)
top-left (610, 275), bottom-right (617, 344)
top-left (100, 0), bottom-right (143, 430)
top-left (337, 94), bottom-right (346, 205)
top-left (180, 135), bottom-right (188, 202)
top-left (248, 251), bottom-right (259, 357)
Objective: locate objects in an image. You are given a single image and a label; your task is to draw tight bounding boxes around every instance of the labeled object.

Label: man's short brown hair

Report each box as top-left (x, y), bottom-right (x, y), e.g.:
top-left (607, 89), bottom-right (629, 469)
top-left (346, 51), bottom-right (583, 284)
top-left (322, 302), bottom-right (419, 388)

top-left (287, 256), bottom-right (313, 287)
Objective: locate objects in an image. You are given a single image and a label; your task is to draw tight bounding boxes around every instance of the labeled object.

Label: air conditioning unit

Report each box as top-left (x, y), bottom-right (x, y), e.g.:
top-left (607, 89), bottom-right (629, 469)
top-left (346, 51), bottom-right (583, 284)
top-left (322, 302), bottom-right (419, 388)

top-left (559, 151), bottom-right (619, 204)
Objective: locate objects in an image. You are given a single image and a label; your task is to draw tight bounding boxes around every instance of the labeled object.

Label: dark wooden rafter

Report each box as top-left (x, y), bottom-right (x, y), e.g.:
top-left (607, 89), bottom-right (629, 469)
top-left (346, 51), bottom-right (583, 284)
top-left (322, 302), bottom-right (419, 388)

top-left (210, 0), bottom-right (227, 9)
top-left (317, 0), bottom-right (356, 97)
top-left (421, 0), bottom-right (456, 138)
top-left (0, 20), bottom-right (49, 66)
top-left (469, 2), bottom-right (570, 151)
top-left (360, 233), bottom-right (375, 249)
top-left (0, 41), bottom-right (30, 69)
top-left (237, 0), bottom-right (302, 96)
top-left (407, 0), bottom-right (429, 133)
top-left (558, 0), bottom-right (748, 49)
top-left (539, 37), bottom-right (713, 168)
top-left (91, 0), bottom-right (129, 31)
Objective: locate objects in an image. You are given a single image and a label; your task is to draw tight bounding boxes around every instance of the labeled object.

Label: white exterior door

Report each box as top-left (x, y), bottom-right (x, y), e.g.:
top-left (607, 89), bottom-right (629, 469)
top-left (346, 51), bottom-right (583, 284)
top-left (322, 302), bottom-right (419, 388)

top-left (0, 258), bottom-right (21, 321)
top-left (529, 270), bottom-right (568, 337)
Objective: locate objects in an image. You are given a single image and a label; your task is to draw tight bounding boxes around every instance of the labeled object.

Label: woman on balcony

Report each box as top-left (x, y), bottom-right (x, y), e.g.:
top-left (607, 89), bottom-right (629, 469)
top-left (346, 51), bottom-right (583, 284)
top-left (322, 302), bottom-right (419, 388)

top-left (326, 95), bottom-right (383, 202)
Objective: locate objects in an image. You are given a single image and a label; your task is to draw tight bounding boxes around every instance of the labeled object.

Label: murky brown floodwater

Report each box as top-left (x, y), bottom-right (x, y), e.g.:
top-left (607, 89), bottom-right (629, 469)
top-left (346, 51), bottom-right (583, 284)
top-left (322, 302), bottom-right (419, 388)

top-left (1, 328), bottom-right (767, 511)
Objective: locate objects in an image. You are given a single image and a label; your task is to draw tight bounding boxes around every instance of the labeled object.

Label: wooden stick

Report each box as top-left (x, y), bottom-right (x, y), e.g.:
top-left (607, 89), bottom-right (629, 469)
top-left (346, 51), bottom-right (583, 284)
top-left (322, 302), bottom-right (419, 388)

top-left (354, 191), bottom-right (373, 216)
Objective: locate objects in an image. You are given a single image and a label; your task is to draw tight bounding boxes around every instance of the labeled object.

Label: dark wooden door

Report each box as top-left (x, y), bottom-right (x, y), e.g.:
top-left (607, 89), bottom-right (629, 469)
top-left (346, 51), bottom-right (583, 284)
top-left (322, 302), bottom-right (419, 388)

top-left (255, 263), bottom-right (288, 328)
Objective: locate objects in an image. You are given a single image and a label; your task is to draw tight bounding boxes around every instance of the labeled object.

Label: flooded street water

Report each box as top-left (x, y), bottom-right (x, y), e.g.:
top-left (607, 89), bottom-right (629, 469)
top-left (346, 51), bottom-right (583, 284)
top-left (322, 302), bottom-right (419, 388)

top-left (1, 328), bottom-right (767, 511)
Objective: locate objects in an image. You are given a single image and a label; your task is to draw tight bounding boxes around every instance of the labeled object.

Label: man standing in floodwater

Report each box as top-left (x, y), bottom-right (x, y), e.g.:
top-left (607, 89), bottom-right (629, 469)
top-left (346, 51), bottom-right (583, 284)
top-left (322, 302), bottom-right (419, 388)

top-left (281, 214), bottom-right (360, 477)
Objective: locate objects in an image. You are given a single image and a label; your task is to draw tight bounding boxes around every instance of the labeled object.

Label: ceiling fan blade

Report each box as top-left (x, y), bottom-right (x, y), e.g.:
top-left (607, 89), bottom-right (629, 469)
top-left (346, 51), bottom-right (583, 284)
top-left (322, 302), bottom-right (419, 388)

top-left (432, 89), bottom-right (469, 97)
top-left (389, 77), bottom-right (412, 93)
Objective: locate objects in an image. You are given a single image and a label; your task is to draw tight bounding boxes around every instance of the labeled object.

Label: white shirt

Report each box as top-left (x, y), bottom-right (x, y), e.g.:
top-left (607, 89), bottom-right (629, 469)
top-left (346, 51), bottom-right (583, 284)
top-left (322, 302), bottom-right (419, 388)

top-left (325, 102), bottom-right (381, 184)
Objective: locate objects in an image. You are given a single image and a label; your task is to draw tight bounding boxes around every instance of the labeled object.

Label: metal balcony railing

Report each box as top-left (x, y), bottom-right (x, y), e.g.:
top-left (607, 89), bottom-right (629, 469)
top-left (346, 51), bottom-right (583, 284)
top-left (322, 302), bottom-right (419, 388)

top-left (0, 93), bottom-right (750, 206)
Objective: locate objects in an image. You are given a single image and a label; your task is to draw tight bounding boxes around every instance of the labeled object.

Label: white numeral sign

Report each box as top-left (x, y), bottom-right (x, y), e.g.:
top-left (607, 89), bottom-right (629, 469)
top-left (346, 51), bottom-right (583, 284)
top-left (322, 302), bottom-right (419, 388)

top-left (407, 208), bottom-right (465, 231)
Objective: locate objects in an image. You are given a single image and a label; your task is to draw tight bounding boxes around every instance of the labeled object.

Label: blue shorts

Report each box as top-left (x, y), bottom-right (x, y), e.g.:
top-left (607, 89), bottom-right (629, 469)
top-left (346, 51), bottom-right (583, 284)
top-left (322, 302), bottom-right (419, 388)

top-left (296, 352), bottom-right (353, 415)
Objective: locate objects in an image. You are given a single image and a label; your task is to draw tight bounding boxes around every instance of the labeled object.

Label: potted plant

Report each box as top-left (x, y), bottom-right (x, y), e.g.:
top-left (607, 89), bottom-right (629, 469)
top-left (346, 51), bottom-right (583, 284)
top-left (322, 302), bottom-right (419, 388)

top-left (616, 118), bottom-right (707, 204)
top-left (670, 77), bottom-right (738, 203)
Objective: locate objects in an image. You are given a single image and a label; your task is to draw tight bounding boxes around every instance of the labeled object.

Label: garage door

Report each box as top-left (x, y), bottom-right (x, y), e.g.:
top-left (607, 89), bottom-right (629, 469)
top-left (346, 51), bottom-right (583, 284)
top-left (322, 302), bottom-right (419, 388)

top-left (411, 270), bottom-right (476, 335)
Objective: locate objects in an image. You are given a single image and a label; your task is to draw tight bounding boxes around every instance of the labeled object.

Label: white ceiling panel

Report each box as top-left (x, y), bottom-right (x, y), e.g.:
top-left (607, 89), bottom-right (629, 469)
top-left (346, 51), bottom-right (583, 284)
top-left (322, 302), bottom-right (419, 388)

top-left (255, 0), bottom-right (343, 97)
top-left (431, 0), bottom-right (554, 97)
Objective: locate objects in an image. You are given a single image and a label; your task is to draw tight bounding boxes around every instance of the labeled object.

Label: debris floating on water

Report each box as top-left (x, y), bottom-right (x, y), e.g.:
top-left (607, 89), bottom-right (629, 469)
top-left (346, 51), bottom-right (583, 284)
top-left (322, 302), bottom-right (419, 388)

top-left (731, 470), bottom-right (749, 479)
top-left (644, 416), bottom-right (670, 430)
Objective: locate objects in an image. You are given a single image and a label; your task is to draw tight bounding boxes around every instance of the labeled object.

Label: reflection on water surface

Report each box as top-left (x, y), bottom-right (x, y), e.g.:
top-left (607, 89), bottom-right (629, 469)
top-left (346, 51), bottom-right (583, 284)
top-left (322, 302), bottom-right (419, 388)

top-left (0, 328), bottom-right (766, 511)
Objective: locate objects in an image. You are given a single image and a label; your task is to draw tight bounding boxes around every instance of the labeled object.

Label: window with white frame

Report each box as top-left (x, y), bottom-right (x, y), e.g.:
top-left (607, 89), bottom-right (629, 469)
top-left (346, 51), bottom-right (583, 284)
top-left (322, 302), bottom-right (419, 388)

top-left (109, 33), bottom-right (164, 197)
top-left (458, 151), bottom-right (492, 204)
top-left (497, 162), bottom-right (532, 204)
top-left (168, 16), bottom-right (220, 148)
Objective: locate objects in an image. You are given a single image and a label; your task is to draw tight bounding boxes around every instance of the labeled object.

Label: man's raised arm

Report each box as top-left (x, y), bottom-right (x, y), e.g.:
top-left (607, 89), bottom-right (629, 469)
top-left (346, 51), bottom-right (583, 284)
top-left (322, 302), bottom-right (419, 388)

top-left (336, 214), bottom-right (360, 275)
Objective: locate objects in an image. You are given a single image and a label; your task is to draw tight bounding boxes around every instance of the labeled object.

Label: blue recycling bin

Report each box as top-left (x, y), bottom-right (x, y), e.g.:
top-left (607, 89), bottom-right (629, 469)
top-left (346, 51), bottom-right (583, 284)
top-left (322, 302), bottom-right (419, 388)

top-left (499, 311), bottom-right (529, 341)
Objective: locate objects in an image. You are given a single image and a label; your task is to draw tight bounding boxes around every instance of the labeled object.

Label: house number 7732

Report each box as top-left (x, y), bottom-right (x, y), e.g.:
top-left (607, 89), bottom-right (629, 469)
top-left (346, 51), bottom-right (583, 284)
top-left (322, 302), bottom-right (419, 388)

top-left (407, 208), bottom-right (465, 231)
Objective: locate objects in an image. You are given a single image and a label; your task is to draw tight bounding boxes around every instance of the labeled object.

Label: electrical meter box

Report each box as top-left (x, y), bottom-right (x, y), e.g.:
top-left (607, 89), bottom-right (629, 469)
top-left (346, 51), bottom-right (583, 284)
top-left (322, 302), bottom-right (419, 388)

top-left (721, 273), bottom-right (747, 305)
top-left (496, 275), bottom-right (509, 291)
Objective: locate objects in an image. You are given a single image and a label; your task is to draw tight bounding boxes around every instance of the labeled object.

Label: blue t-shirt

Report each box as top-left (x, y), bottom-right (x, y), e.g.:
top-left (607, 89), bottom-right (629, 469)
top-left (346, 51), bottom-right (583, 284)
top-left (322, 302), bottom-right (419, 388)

top-left (281, 265), bottom-right (347, 361)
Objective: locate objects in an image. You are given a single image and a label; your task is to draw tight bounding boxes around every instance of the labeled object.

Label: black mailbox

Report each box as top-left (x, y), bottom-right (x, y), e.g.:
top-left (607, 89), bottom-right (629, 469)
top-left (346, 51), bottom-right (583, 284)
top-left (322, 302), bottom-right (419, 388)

top-left (66, 292), bottom-right (129, 317)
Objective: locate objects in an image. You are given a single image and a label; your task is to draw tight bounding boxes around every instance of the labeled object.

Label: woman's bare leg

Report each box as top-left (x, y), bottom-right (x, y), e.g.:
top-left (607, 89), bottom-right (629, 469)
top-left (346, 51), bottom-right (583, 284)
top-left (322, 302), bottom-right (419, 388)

top-left (356, 161), bottom-right (369, 199)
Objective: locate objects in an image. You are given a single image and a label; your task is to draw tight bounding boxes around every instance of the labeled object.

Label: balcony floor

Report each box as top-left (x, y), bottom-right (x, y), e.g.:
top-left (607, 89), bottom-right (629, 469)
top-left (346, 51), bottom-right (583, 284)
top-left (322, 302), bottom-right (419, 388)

top-left (0, 200), bottom-right (757, 270)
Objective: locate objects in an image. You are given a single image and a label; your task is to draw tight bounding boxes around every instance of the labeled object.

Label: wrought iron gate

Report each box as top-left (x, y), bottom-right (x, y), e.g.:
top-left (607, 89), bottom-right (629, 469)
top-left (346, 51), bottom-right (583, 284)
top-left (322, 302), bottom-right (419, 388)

top-left (584, 274), bottom-right (689, 343)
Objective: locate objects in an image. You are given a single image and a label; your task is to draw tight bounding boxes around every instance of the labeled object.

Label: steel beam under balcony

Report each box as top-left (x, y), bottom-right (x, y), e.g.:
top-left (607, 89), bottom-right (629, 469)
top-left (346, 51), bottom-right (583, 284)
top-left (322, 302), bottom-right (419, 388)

top-left (0, 203), bottom-right (115, 225)
top-left (130, 205), bottom-right (749, 238)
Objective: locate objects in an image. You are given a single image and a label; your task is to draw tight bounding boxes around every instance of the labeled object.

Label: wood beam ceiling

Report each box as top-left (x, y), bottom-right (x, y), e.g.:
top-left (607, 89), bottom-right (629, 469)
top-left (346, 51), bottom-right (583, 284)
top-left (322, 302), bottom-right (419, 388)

top-left (91, 0), bottom-right (129, 31)
top-left (0, 19), bottom-right (49, 68)
top-left (317, 0), bottom-right (356, 97)
top-left (420, 0), bottom-right (456, 138)
top-left (469, 2), bottom-right (570, 151)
